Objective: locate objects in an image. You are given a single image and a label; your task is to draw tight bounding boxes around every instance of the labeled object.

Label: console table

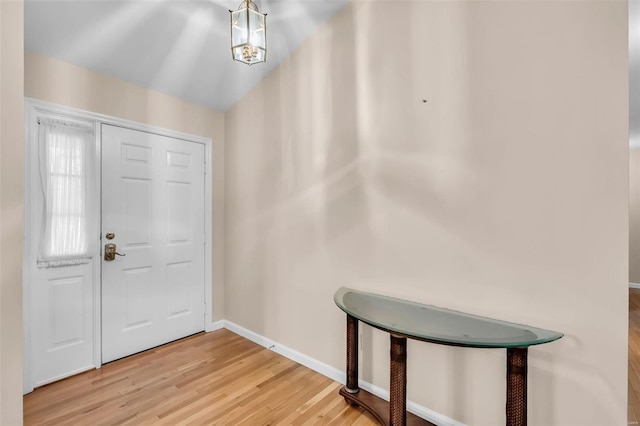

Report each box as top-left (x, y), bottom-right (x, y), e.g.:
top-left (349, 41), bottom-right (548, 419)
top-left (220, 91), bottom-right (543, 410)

top-left (334, 287), bottom-right (563, 426)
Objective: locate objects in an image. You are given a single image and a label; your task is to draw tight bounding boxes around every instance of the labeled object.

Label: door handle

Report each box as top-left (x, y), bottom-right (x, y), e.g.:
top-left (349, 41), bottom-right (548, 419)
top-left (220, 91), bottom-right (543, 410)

top-left (104, 243), bottom-right (126, 261)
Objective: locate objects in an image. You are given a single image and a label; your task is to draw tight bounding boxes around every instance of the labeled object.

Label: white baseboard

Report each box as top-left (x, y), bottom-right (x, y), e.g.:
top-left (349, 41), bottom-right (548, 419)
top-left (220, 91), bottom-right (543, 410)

top-left (206, 320), bottom-right (226, 332)
top-left (630, 283), bottom-right (640, 290)
top-left (221, 320), bottom-right (465, 426)
top-left (357, 380), bottom-right (465, 426)
top-left (223, 320), bottom-right (346, 384)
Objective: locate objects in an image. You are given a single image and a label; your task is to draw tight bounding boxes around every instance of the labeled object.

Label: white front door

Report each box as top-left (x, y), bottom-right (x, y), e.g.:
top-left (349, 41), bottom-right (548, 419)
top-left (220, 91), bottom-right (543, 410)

top-left (101, 125), bottom-right (205, 363)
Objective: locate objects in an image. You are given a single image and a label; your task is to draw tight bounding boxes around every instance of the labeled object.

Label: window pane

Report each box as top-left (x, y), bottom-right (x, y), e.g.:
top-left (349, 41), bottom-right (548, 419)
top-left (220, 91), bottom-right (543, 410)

top-left (38, 118), bottom-right (94, 265)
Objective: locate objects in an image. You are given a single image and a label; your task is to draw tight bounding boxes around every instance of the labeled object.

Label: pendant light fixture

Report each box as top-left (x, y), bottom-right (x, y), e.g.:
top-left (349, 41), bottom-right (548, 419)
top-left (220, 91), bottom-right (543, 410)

top-left (230, 0), bottom-right (267, 65)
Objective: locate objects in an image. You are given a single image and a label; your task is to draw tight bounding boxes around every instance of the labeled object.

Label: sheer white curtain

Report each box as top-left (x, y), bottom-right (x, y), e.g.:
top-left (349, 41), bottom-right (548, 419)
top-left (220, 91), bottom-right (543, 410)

top-left (37, 117), bottom-right (95, 267)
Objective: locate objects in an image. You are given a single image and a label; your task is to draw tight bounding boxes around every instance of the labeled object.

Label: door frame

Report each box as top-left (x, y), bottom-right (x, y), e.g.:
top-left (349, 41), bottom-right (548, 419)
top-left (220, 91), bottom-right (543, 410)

top-left (23, 98), bottom-right (214, 393)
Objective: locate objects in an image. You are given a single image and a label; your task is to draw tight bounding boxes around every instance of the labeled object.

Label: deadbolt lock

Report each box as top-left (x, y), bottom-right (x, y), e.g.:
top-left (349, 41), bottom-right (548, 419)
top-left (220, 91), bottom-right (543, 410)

top-left (104, 243), bottom-right (126, 261)
top-left (106, 232), bottom-right (115, 240)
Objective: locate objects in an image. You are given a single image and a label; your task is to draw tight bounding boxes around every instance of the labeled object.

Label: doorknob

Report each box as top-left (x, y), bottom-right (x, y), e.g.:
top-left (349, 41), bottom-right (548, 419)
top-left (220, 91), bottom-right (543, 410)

top-left (104, 243), bottom-right (126, 261)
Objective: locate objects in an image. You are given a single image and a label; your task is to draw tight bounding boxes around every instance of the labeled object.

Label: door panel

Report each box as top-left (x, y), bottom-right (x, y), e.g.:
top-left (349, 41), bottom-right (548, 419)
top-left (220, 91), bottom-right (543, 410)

top-left (27, 112), bottom-right (99, 391)
top-left (101, 125), bottom-right (205, 363)
top-left (32, 263), bottom-right (95, 387)
top-left (122, 178), bottom-right (152, 245)
top-left (50, 275), bottom-right (85, 346)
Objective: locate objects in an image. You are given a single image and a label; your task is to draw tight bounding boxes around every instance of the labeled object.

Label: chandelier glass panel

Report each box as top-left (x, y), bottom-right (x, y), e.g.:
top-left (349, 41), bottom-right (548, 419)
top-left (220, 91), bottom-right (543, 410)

top-left (230, 0), bottom-right (267, 65)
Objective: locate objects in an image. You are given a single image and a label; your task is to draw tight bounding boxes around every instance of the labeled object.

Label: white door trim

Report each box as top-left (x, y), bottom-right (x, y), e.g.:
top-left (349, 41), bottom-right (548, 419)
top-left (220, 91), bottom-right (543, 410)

top-left (23, 98), bottom-right (214, 393)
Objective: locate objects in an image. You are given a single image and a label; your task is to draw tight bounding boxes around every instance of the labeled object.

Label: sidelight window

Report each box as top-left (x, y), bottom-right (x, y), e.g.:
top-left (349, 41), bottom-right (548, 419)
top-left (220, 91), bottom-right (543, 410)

top-left (37, 117), bottom-right (95, 267)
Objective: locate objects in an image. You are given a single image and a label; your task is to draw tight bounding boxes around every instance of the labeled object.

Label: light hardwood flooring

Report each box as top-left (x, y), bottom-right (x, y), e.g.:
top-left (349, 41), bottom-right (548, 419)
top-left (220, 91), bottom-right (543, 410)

top-left (27, 296), bottom-right (640, 425)
top-left (24, 329), bottom-right (377, 425)
top-left (631, 289), bottom-right (640, 425)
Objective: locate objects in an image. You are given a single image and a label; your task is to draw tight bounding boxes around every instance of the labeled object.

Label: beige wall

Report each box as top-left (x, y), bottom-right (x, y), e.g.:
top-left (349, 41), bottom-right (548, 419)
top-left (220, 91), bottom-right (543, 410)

top-left (0, 0), bottom-right (24, 424)
top-left (25, 51), bottom-right (225, 322)
top-left (631, 150), bottom-right (640, 283)
top-left (631, 0), bottom-right (640, 285)
top-left (225, 2), bottom-right (628, 425)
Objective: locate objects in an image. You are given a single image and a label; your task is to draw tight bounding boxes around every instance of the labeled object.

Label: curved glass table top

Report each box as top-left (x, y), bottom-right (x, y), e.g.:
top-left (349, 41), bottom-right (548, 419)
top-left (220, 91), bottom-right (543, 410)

top-left (334, 287), bottom-right (563, 348)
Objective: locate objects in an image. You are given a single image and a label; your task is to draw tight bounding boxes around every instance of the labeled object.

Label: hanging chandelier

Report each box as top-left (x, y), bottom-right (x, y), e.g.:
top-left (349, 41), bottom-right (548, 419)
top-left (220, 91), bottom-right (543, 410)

top-left (229, 0), bottom-right (267, 65)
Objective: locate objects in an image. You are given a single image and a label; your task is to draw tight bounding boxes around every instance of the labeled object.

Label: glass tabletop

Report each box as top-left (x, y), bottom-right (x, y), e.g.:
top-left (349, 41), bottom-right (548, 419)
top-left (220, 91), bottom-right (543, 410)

top-left (334, 287), bottom-right (563, 348)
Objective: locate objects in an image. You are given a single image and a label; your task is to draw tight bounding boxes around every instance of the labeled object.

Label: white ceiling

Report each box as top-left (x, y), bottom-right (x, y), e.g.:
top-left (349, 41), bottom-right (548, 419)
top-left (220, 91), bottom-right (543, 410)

top-left (25, 0), bottom-right (349, 111)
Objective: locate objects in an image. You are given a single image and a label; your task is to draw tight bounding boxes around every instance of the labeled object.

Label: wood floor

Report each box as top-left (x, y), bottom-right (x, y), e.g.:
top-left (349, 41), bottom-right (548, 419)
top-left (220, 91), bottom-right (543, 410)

top-left (23, 329), bottom-right (377, 425)
top-left (25, 295), bottom-right (640, 425)
top-left (631, 289), bottom-right (640, 425)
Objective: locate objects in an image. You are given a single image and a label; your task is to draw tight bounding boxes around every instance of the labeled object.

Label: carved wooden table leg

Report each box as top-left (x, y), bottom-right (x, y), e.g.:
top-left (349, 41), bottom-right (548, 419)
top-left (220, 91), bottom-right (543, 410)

top-left (346, 314), bottom-right (360, 395)
top-left (390, 335), bottom-right (407, 426)
top-left (506, 347), bottom-right (528, 426)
